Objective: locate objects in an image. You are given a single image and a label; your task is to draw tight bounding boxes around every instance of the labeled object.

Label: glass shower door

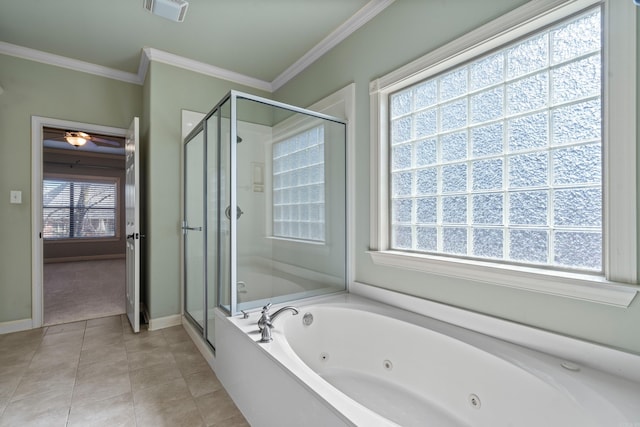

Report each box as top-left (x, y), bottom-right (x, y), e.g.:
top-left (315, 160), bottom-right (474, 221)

top-left (183, 90), bottom-right (347, 322)
top-left (184, 128), bottom-right (205, 330)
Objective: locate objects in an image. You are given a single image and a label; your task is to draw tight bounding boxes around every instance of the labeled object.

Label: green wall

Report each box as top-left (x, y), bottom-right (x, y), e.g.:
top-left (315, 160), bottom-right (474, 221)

top-left (0, 53), bottom-right (271, 326)
top-left (143, 61), bottom-right (271, 319)
top-left (2, 0), bottom-right (638, 355)
top-left (0, 54), bottom-right (142, 323)
top-left (274, 1), bottom-right (640, 354)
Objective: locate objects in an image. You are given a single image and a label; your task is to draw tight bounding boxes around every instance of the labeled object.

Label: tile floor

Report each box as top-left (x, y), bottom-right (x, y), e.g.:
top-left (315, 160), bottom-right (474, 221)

top-left (0, 315), bottom-right (249, 426)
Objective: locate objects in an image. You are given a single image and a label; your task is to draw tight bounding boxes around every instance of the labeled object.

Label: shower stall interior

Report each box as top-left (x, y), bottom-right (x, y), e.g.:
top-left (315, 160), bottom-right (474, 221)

top-left (182, 91), bottom-right (347, 349)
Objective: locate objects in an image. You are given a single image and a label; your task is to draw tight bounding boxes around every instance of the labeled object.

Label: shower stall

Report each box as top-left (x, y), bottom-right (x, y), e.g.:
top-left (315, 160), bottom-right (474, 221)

top-left (182, 91), bottom-right (347, 349)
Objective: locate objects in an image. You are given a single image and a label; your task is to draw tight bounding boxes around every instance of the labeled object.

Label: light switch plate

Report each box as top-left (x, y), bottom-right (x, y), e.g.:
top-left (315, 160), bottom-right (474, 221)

top-left (10, 190), bottom-right (22, 204)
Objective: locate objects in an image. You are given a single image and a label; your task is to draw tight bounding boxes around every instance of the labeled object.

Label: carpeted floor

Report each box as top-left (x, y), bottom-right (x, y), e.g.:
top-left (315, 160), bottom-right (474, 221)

top-left (44, 259), bottom-right (126, 326)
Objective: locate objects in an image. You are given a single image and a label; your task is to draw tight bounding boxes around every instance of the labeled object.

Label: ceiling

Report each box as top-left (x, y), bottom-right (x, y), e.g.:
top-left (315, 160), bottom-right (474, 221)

top-left (0, 0), bottom-right (391, 90)
top-left (43, 127), bottom-right (126, 156)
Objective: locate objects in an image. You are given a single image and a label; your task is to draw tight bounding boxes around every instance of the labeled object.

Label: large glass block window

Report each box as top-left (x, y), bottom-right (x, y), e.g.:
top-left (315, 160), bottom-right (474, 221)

top-left (389, 7), bottom-right (602, 271)
top-left (43, 178), bottom-right (118, 239)
top-left (272, 126), bottom-right (325, 242)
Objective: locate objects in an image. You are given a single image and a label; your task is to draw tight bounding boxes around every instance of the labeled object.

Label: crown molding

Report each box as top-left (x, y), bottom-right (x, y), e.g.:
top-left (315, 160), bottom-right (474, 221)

top-left (0, 41), bottom-right (141, 85)
top-left (137, 49), bottom-right (151, 85)
top-left (271, 0), bottom-right (395, 91)
top-left (0, 0), bottom-right (394, 92)
top-left (141, 47), bottom-right (272, 92)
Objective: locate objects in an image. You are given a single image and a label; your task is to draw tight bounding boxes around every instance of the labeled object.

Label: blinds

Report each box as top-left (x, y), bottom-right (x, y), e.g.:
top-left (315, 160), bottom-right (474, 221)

top-left (43, 179), bottom-right (117, 239)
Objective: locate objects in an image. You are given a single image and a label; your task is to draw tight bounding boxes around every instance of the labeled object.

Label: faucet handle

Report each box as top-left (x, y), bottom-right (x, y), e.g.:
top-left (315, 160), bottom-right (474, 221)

top-left (257, 303), bottom-right (272, 331)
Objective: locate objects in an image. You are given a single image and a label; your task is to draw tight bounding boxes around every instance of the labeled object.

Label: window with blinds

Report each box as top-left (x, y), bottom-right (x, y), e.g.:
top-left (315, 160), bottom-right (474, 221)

top-left (43, 178), bottom-right (118, 239)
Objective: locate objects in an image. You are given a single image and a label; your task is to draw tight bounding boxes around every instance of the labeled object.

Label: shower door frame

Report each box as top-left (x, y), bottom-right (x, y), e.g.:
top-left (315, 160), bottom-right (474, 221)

top-left (182, 121), bottom-right (208, 340)
top-left (225, 90), bottom-right (348, 317)
top-left (183, 90), bottom-right (348, 324)
top-left (181, 95), bottom-right (228, 350)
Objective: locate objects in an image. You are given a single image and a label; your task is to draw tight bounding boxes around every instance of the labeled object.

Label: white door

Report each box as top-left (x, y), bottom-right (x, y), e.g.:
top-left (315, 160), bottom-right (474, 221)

top-left (125, 117), bottom-right (140, 333)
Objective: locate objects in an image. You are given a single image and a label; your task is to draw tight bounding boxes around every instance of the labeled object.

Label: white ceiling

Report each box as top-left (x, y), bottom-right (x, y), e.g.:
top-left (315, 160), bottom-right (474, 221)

top-left (0, 0), bottom-right (393, 91)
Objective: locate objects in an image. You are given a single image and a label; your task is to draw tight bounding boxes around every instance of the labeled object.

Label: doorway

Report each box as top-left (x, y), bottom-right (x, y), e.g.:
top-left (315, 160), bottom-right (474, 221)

top-left (31, 117), bottom-right (129, 327)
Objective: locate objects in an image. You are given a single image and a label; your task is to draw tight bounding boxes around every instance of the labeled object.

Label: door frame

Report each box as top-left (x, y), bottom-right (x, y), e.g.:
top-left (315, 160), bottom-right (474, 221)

top-left (31, 116), bottom-right (128, 328)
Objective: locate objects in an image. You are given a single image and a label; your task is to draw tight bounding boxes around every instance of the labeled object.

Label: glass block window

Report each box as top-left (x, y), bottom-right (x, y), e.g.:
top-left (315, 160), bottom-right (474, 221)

top-left (389, 7), bottom-right (602, 271)
top-left (43, 178), bottom-right (118, 239)
top-left (272, 126), bottom-right (325, 242)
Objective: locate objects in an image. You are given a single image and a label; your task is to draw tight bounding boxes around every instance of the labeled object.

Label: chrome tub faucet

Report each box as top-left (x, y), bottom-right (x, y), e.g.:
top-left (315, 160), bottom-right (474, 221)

top-left (257, 303), bottom-right (299, 343)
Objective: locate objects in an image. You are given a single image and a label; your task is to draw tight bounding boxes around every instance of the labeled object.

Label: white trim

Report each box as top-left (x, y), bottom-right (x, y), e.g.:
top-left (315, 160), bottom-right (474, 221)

top-left (142, 48), bottom-right (272, 92)
top-left (31, 120), bottom-right (44, 328)
top-left (271, 0), bottom-right (395, 91)
top-left (314, 84), bottom-right (356, 287)
top-left (368, 0), bottom-right (638, 306)
top-left (1, 1), bottom-right (393, 91)
top-left (368, 250), bottom-right (637, 307)
top-left (31, 116), bottom-right (128, 328)
top-left (0, 41), bottom-right (140, 84)
top-left (370, 0), bottom-right (593, 92)
top-left (137, 50), bottom-right (151, 85)
top-left (0, 319), bottom-right (34, 335)
top-left (304, 84), bottom-right (357, 288)
top-left (350, 281), bottom-right (640, 382)
top-left (602, 0), bottom-right (637, 283)
top-left (148, 313), bottom-right (182, 331)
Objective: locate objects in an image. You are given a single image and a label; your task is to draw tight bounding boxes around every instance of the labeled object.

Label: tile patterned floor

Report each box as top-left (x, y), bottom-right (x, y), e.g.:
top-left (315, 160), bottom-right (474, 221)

top-left (0, 315), bottom-right (249, 427)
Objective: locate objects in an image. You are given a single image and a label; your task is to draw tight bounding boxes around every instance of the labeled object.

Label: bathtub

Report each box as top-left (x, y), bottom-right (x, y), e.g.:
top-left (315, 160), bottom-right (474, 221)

top-left (214, 292), bottom-right (640, 427)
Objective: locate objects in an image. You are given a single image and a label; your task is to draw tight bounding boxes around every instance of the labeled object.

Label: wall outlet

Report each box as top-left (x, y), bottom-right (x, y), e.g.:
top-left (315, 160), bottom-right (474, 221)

top-left (10, 190), bottom-right (22, 204)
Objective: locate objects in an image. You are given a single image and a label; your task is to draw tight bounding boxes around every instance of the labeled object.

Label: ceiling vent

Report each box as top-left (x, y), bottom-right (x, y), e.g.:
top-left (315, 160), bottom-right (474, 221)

top-left (143, 0), bottom-right (189, 23)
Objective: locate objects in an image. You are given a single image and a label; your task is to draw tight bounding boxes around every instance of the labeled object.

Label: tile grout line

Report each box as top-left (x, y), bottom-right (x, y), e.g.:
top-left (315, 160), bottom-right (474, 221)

top-left (167, 327), bottom-right (210, 426)
top-left (126, 316), bottom-right (141, 427)
top-left (65, 321), bottom-right (87, 427)
top-left (2, 325), bottom-right (48, 418)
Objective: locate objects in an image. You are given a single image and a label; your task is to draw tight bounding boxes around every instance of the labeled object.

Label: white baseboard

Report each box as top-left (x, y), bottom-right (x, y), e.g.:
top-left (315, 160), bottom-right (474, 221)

top-left (148, 314), bottom-right (182, 331)
top-left (0, 318), bottom-right (33, 335)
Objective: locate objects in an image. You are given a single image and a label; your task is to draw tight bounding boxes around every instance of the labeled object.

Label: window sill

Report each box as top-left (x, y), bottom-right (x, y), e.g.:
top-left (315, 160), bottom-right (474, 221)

top-left (367, 250), bottom-right (637, 308)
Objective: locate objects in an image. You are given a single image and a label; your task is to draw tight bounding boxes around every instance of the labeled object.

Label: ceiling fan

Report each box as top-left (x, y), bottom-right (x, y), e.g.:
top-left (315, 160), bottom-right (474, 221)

top-left (43, 127), bottom-right (123, 148)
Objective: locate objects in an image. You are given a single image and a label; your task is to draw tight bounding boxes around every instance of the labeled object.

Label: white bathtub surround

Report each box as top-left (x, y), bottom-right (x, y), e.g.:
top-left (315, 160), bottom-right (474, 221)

top-left (214, 292), bottom-right (640, 427)
top-left (350, 282), bottom-right (640, 382)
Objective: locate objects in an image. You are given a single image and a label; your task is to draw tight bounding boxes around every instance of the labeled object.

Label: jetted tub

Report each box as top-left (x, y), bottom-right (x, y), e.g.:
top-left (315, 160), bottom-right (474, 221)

top-left (219, 294), bottom-right (640, 426)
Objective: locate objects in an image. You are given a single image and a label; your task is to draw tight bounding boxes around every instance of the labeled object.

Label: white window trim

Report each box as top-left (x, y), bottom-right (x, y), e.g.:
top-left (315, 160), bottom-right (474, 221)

top-left (369, 0), bottom-right (637, 307)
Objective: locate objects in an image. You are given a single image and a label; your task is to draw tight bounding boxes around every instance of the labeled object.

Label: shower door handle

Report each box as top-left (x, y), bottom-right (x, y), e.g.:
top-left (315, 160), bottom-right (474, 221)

top-left (225, 205), bottom-right (244, 220)
top-left (181, 222), bottom-right (202, 233)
